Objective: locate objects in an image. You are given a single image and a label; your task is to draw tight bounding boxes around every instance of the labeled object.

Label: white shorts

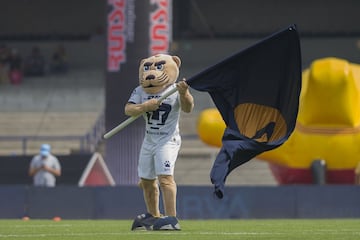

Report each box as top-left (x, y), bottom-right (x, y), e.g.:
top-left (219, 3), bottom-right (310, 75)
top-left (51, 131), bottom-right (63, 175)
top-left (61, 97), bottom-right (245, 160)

top-left (138, 137), bottom-right (181, 179)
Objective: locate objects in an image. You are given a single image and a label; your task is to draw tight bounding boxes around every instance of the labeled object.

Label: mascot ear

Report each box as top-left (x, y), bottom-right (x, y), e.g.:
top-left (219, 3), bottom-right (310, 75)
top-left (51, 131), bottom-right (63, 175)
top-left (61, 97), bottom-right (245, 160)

top-left (140, 58), bottom-right (146, 66)
top-left (172, 56), bottom-right (181, 68)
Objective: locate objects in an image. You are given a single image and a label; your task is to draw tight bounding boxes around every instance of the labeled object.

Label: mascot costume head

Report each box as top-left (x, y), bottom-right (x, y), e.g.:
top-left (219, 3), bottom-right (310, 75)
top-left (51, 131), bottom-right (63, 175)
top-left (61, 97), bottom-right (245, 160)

top-left (139, 54), bottom-right (181, 94)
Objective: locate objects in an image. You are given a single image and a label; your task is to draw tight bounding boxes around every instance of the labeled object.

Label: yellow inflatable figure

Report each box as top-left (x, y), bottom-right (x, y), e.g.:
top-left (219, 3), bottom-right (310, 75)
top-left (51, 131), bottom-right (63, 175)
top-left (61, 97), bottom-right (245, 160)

top-left (197, 57), bottom-right (360, 184)
top-left (197, 109), bottom-right (226, 147)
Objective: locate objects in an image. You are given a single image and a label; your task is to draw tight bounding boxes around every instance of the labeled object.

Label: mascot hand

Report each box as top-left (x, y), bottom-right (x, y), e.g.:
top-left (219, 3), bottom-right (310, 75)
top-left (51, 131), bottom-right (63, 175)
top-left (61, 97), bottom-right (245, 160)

top-left (176, 79), bottom-right (189, 95)
top-left (143, 98), bottom-right (161, 112)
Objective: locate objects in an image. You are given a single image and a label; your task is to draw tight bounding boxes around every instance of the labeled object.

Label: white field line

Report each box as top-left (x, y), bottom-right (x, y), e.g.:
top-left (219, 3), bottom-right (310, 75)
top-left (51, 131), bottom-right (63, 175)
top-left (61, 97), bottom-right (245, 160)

top-left (1, 230), bottom-right (359, 238)
top-left (12, 224), bottom-right (72, 228)
top-left (0, 232), bottom-right (280, 238)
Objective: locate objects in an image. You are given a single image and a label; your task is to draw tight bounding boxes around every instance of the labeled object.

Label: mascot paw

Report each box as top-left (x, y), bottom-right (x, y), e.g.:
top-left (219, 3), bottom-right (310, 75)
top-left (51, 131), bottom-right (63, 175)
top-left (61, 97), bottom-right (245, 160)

top-left (153, 216), bottom-right (181, 231)
top-left (131, 213), bottom-right (158, 231)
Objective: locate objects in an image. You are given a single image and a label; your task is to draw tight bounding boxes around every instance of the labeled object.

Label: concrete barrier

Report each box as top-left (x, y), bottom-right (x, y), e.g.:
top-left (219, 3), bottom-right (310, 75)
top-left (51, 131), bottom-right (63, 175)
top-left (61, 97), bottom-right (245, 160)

top-left (1, 185), bottom-right (359, 219)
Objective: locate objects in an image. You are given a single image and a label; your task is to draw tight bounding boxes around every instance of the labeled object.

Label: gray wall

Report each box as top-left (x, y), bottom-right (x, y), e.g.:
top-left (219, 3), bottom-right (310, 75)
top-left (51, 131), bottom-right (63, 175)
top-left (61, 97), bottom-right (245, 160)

top-left (174, 0), bottom-right (360, 38)
top-left (173, 38), bottom-right (360, 77)
top-left (1, 0), bottom-right (359, 70)
top-left (1, 0), bottom-right (359, 39)
top-left (0, 0), bottom-right (105, 36)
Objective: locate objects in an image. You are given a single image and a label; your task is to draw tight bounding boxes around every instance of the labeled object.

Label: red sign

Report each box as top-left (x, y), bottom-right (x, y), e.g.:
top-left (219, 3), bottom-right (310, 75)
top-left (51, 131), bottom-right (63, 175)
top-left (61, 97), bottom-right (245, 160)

top-left (107, 0), bottom-right (126, 72)
top-left (150, 0), bottom-right (171, 55)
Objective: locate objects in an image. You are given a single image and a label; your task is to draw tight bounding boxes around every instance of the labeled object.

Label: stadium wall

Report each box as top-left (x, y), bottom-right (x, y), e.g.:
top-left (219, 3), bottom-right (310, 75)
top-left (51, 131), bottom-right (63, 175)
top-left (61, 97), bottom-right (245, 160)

top-left (1, 0), bottom-right (359, 38)
top-left (0, 185), bottom-right (359, 219)
top-left (1, 37), bottom-right (358, 72)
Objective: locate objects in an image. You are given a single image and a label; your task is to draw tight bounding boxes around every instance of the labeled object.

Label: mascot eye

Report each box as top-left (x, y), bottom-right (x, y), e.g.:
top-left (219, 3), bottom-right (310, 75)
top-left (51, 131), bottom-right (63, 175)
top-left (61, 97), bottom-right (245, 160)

top-left (144, 65), bottom-right (150, 71)
top-left (156, 64), bottom-right (164, 70)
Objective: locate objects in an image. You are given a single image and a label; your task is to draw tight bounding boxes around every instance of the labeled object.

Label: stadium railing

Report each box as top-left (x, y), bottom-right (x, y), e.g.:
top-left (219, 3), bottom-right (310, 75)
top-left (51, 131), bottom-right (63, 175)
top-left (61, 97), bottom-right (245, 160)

top-left (0, 111), bottom-right (105, 155)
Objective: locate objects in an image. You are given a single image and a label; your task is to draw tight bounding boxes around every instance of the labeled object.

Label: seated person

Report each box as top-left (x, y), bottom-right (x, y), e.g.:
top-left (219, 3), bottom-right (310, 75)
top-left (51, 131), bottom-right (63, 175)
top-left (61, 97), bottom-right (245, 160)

top-left (0, 44), bottom-right (10, 84)
top-left (8, 48), bottom-right (23, 84)
top-left (24, 46), bottom-right (45, 77)
top-left (50, 44), bottom-right (68, 74)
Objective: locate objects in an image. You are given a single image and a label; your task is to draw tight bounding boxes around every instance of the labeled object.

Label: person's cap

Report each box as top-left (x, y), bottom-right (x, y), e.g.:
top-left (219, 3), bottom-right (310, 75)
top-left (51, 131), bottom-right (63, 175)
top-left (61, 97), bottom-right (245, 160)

top-left (40, 144), bottom-right (51, 156)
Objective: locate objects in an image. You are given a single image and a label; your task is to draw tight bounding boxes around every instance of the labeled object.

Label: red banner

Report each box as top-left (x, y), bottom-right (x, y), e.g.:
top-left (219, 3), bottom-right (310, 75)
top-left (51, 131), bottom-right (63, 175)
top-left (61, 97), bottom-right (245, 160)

top-left (107, 0), bottom-right (171, 72)
top-left (107, 0), bottom-right (126, 72)
top-left (149, 0), bottom-right (171, 55)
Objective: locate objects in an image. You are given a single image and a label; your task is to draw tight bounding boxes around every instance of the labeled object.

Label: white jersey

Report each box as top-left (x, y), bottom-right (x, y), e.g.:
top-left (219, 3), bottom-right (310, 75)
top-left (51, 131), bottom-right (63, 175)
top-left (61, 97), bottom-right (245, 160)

top-left (128, 84), bottom-right (181, 145)
top-left (30, 154), bottom-right (61, 187)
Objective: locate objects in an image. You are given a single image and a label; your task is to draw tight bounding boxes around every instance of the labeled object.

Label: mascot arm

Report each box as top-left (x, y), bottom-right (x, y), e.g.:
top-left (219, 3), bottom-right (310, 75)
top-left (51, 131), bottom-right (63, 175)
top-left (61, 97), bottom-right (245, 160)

top-left (125, 99), bottom-right (160, 117)
top-left (177, 80), bottom-right (194, 113)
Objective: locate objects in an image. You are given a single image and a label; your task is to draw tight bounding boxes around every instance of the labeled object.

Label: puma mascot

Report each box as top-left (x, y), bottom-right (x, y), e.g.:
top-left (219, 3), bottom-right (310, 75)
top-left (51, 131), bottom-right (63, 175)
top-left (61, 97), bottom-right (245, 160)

top-left (125, 54), bottom-right (194, 230)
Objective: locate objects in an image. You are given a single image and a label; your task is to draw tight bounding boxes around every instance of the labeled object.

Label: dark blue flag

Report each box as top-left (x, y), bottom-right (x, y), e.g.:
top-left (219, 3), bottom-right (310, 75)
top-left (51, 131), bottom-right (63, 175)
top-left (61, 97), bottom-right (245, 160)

top-left (186, 25), bottom-right (302, 198)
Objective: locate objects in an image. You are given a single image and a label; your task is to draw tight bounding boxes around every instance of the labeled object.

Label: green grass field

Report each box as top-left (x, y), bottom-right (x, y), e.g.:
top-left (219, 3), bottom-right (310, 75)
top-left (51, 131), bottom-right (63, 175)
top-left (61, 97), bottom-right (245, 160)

top-left (0, 219), bottom-right (359, 240)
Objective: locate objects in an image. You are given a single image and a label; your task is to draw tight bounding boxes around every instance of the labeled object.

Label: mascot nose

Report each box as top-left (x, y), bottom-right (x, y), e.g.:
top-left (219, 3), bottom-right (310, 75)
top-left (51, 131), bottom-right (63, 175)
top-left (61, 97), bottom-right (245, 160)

top-left (146, 75), bottom-right (155, 80)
